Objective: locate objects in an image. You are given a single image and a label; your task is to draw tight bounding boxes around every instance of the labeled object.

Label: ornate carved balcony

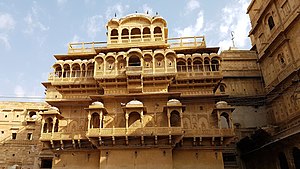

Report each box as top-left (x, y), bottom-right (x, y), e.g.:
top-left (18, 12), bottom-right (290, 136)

top-left (40, 132), bottom-right (86, 141)
top-left (87, 127), bottom-right (183, 137)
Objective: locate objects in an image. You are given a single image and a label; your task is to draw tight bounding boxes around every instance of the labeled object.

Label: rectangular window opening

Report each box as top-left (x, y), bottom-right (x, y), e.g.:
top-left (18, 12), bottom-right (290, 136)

top-left (27, 133), bottom-right (32, 140)
top-left (12, 133), bottom-right (17, 140)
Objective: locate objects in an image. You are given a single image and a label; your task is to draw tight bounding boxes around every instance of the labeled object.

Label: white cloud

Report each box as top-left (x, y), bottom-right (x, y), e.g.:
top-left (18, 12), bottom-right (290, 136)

top-left (0, 34), bottom-right (11, 49)
top-left (23, 2), bottom-right (49, 34)
top-left (186, 0), bottom-right (200, 11)
top-left (105, 3), bottom-right (130, 19)
top-left (218, 0), bottom-right (251, 50)
top-left (71, 34), bottom-right (80, 43)
top-left (175, 11), bottom-right (204, 37)
top-left (141, 4), bottom-right (154, 15)
top-left (86, 15), bottom-right (103, 39)
top-left (57, 0), bottom-right (67, 6)
top-left (0, 13), bottom-right (15, 31)
top-left (14, 85), bottom-right (25, 98)
top-left (0, 13), bottom-right (15, 50)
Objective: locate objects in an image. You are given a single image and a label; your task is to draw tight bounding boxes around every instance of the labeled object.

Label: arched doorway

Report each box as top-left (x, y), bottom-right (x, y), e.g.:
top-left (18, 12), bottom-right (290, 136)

top-left (170, 110), bottom-right (181, 127)
top-left (128, 112), bottom-right (141, 127)
top-left (91, 112), bottom-right (100, 128)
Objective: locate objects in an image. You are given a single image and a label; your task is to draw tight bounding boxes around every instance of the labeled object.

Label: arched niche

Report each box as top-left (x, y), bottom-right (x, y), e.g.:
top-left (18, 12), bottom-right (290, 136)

top-left (105, 56), bottom-right (115, 70)
top-left (166, 53), bottom-right (175, 67)
top-left (154, 53), bottom-right (165, 68)
top-left (95, 56), bottom-right (104, 72)
top-left (143, 54), bottom-right (153, 68)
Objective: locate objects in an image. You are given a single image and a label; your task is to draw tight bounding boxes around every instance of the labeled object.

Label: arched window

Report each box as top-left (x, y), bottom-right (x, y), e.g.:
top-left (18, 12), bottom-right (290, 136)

top-left (170, 110), bottom-right (181, 127)
top-left (121, 29), bottom-right (129, 39)
top-left (278, 152), bottom-right (289, 169)
top-left (71, 63), bottom-right (80, 77)
top-left (204, 60), bottom-right (210, 71)
top-left (177, 60), bottom-right (186, 72)
top-left (143, 27), bottom-right (151, 40)
top-left (129, 55), bottom-right (141, 66)
top-left (211, 59), bottom-right (219, 71)
top-left (43, 118), bottom-right (53, 133)
top-left (268, 16), bottom-right (275, 30)
top-left (154, 27), bottom-right (162, 34)
top-left (63, 64), bottom-right (71, 78)
top-left (220, 112), bottom-right (230, 129)
top-left (131, 28), bottom-right (141, 39)
top-left (128, 112), bottom-right (141, 127)
top-left (193, 59), bottom-right (203, 72)
top-left (54, 65), bottom-right (62, 77)
top-left (91, 113), bottom-right (100, 128)
top-left (154, 27), bottom-right (162, 40)
top-left (86, 63), bottom-right (94, 77)
top-left (111, 29), bottom-right (118, 40)
top-left (293, 147), bottom-right (300, 169)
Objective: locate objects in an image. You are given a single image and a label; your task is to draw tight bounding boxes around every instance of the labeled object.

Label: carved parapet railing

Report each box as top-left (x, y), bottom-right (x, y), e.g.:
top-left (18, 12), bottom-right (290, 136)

top-left (40, 133), bottom-right (52, 141)
top-left (183, 128), bottom-right (235, 137)
top-left (87, 127), bottom-right (183, 137)
top-left (126, 66), bottom-right (143, 76)
top-left (40, 132), bottom-right (86, 141)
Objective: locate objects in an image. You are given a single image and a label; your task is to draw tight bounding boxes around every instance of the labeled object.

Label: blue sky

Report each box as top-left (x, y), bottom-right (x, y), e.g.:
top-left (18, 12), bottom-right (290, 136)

top-left (0, 0), bottom-right (251, 101)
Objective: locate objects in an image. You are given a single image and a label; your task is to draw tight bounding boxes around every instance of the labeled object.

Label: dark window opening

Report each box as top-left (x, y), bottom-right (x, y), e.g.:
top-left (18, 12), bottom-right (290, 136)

top-left (91, 113), bottom-right (100, 128)
top-left (268, 16), bottom-right (275, 30)
top-left (223, 153), bottom-right (237, 167)
top-left (170, 111), bottom-right (181, 127)
top-left (129, 55), bottom-right (141, 66)
top-left (27, 133), bottom-right (32, 140)
top-left (220, 85), bottom-right (225, 93)
top-left (12, 133), bottom-right (17, 140)
top-left (111, 29), bottom-right (118, 39)
top-left (41, 159), bottom-right (53, 169)
top-left (128, 112), bottom-right (141, 127)
top-left (121, 29), bottom-right (129, 39)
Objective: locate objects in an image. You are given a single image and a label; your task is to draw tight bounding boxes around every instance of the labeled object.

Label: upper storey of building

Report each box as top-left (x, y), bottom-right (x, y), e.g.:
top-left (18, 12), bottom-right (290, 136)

top-left (63, 13), bottom-right (212, 59)
top-left (106, 13), bottom-right (168, 47)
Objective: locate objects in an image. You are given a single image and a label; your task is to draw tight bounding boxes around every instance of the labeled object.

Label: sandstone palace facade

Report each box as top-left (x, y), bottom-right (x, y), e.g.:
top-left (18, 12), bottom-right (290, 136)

top-left (0, 0), bottom-right (299, 169)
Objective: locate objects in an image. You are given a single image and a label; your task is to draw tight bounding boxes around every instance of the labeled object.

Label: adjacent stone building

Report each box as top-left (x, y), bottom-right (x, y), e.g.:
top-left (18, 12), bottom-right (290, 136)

top-left (0, 0), bottom-right (299, 168)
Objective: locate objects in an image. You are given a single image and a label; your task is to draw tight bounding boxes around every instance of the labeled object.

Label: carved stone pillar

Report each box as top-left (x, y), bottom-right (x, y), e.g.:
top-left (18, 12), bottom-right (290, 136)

top-left (100, 111), bottom-right (103, 129)
top-left (167, 110), bottom-right (171, 128)
top-left (125, 113), bottom-right (129, 129)
top-left (52, 117), bottom-right (57, 134)
top-left (87, 112), bottom-right (91, 131)
top-left (41, 119), bottom-right (45, 135)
